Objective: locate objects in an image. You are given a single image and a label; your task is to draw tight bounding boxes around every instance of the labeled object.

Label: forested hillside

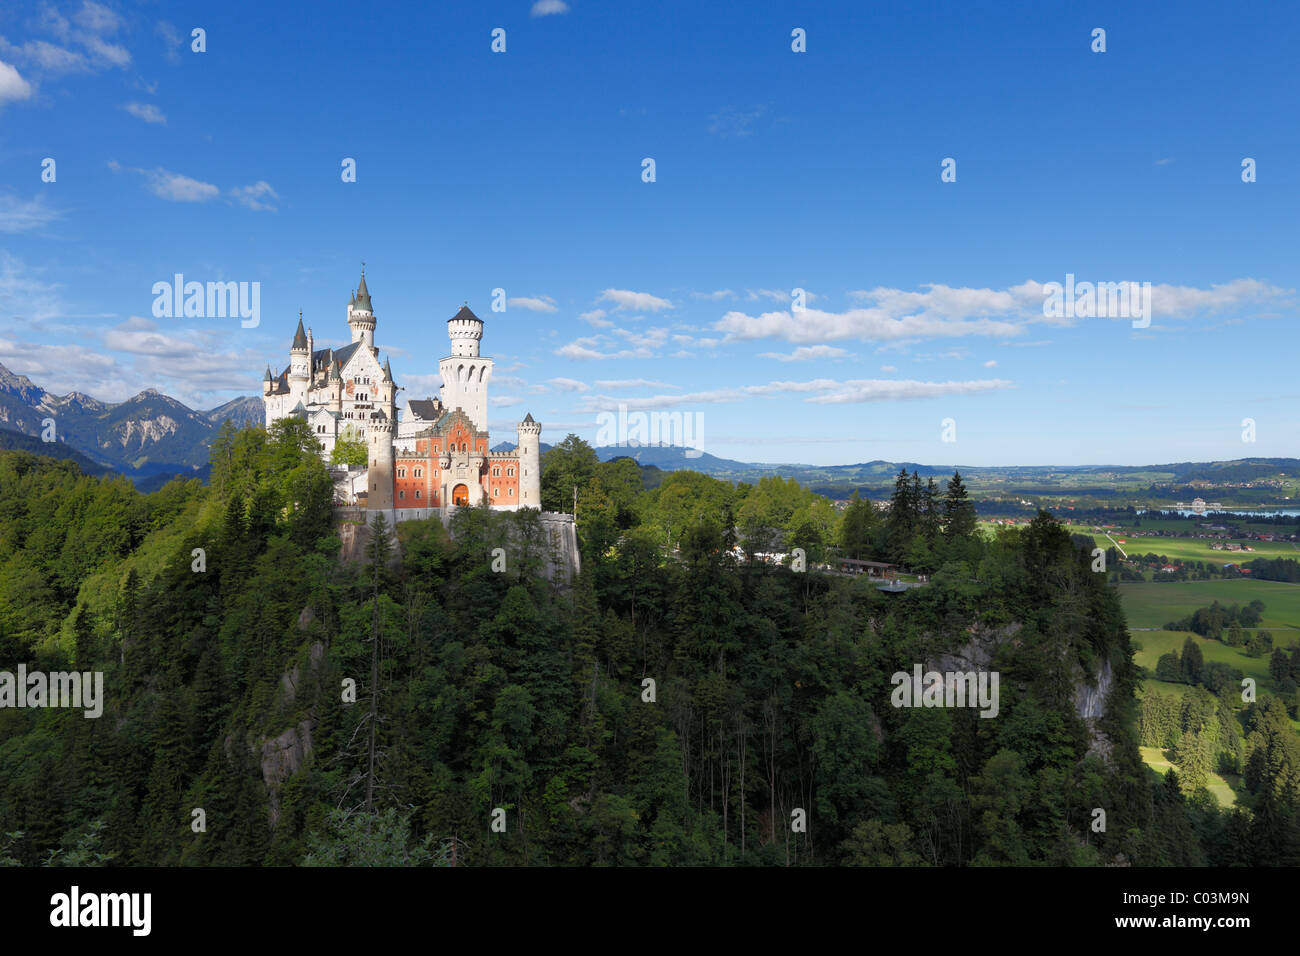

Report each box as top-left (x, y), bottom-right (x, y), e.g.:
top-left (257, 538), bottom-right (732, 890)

top-left (0, 427), bottom-right (1296, 866)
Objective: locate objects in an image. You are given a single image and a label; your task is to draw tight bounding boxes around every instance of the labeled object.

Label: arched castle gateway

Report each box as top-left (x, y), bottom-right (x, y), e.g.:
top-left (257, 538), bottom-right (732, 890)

top-left (261, 270), bottom-right (542, 519)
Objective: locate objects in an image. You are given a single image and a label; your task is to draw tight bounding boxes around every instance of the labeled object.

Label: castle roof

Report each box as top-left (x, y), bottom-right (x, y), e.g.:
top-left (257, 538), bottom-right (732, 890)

top-left (408, 398), bottom-right (442, 419)
top-left (450, 305), bottom-right (481, 324)
top-left (264, 365), bottom-right (273, 382)
top-left (313, 341), bottom-right (363, 370)
top-left (523, 412), bottom-right (536, 423)
top-left (430, 406), bottom-right (486, 437)
top-left (292, 315), bottom-right (308, 350)
top-left (355, 269), bottom-right (372, 311)
top-left (382, 355), bottom-right (393, 380)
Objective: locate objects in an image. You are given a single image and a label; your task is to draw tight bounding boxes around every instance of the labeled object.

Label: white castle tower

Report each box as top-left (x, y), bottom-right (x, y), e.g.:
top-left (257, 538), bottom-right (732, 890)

top-left (438, 305), bottom-right (493, 432)
top-left (348, 269), bottom-right (376, 350)
top-left (288, 313), bottom-right (309, 394)
top-left (516, 413), bottom-right (542, 508)
top-left (367, 413), bottom-right (395, 512)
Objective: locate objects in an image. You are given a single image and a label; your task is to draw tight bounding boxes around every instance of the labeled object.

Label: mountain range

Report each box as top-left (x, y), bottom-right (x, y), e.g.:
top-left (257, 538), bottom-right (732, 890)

top-left (1, 362), bottom-right (1296, 505)
top-left (0, 361), bottom-right (261, 481)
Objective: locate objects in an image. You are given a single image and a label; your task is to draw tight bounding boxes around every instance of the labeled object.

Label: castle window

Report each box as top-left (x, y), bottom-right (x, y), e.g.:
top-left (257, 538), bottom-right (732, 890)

top-left (399, 491), bottom-right (405, 500)
top-left (509, 488), bottom-right (514, 496)
top-left (415, 468), bottom-right (422, 478)
top-left (397, 468), bottom-right (405, 478)
top-left (507, 467), bottom-right (515, 477)
top-left (492, 467), bottom-right (500, 477)
top-left (492, 488), bottom-right (498, 497)
top-left (415, 490), bottom-right (421, 499)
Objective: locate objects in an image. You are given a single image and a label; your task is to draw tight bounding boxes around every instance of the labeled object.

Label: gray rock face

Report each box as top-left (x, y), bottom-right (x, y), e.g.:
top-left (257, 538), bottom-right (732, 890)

top-left (261, 641), bottom-right (326, 826)
top-left (1074, 657), bottom-right (1116, 762)
top-left (260, 718), bottom-right (317, 827)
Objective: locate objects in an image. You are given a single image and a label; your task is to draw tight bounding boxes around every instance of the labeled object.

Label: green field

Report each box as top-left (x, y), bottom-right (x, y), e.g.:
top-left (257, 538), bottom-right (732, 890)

top-left (1138, 745), bottom-right (1237, 807)
top-left (1130, 630), bottom-right (1294, 684)
top-left (1068, 523), bottom-right (1300, 565)
top-left (1117, 579), bottom-right (1300, 631)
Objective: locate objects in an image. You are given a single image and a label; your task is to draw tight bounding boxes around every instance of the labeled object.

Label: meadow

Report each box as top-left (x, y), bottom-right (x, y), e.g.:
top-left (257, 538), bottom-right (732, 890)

top-left (1068, 523), bottom-right (1300, 565)
top-left (1117, 579), bottom-right (1300, 631)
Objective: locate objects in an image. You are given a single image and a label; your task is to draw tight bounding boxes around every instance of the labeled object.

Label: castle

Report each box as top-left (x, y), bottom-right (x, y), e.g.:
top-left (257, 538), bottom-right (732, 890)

top-left (262, 269), bottom-right (542, 518)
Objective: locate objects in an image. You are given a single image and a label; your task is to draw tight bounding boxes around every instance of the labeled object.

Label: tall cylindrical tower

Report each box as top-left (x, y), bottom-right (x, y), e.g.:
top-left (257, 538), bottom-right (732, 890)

top-left (367, 414), bottom-right (395, 511)
top-left (438, 305), bottom-right (493, 432)
top-left (517, 413), bottom-right (542, 509)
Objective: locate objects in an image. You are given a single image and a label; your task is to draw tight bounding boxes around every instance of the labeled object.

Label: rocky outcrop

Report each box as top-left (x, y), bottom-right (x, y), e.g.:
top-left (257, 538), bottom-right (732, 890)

top-left (259, 718), bottom-right (317, 828)
top-left (1073, 656), bottom-right (1116, 762)
top-left (259, 640), bottom-right (326, 826)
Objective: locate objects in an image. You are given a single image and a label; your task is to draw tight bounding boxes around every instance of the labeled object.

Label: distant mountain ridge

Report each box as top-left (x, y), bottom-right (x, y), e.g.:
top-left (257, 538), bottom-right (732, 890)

top-left (0, 363), bottom-right (1295, 501)
top-left (0, 361), bottom-right (256, 479)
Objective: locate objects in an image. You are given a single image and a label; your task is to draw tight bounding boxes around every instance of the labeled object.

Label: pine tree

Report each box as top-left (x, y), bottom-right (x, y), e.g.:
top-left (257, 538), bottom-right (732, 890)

top-left (364, 512), bottom-right (393, 811)
top-left (885, 468), bottom-right (916, 564)
top-left (942, 470), bottom-right (977, 541)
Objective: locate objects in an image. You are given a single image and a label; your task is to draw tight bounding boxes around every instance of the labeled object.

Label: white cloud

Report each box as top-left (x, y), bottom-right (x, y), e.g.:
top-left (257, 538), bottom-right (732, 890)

top-left (0, 193), bottom-right (61, 233)
top-left (401, 373), bottom-right (442, 398)
top-left (13, 2), bottom-right (131, 75)
top-left (880, 365), bottom-right (897, 373)
top-left (759, 345), bottom-right (850, 362)
top-left (692, 289), bottom-right (734, 300)
top-left (1, 40), bottom-right (85, 73)
top-left (229, 181), bottom-right (279, 211)
top-left (145, 168), bottom-right (219, 202)
top-left (593, 379), bottom-right (678, 390)
top-left (156, 21), bottom-right (183, 64)
top-left (0, 315), bottom-right (266, 408)
top-left (0, 251), bottom-right (64, 321)
top-left (547, 377), bottom-right (590, 392)
top-left (530, 0), bottom-right (570, 16)
top-left (598, 288), bottom-right (673, 312)
top-left (708, 105), bottom-right (767, 138)
top-left (509, 295), bottom-right (557, 313)
top-left (983, 359), bottom-right (997, 368)
top-left (719, 278), bottom-right (1292, 346)
top-left (123, 101), bottom-right (166, 124)
top-left (0, 58), bottom-right (33, 103)
top-left (806, 378), bottom-right (1013, 404)
top-left (575, 377), bottom-right (1013, 412)
top-left (579, 308), bottom-right (612, 327)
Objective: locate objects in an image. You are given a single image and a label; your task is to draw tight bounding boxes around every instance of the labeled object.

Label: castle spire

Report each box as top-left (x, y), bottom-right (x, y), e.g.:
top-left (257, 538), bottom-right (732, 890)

top-left (355, 266), bottom-right (372, 311)
top-left (292, 313), bottom-right (307, 350)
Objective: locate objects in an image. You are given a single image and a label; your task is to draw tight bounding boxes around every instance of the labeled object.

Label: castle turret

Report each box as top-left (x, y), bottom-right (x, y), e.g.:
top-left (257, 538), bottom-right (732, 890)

top-left (289, 313), bottom-right (309, 394)
top-left (517, 413), bottom-right (542, 508)
top-left (348, 267), bottom-right (376, 350)
top-left (262, 365), bottom-right (274, 395)
top-left (439, 305), bottom-right (493, 432)
top-left (329, 359), bottom-right (342, 413)
top-left (367, 411), bottom-right (394, 511)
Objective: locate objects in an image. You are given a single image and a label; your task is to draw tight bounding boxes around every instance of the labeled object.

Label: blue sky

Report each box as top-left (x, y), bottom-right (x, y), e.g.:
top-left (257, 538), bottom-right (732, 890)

top-left (2, 0), bottom-right (1297, 466)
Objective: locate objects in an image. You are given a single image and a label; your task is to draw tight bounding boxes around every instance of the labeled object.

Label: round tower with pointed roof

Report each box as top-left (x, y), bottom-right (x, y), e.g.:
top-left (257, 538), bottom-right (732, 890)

top-left (348, 267), bottom-right (377, 350)
top-left (439, 304), bottom-right (493, 433)
top-left (289, 312), bottom-right (310, 397)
